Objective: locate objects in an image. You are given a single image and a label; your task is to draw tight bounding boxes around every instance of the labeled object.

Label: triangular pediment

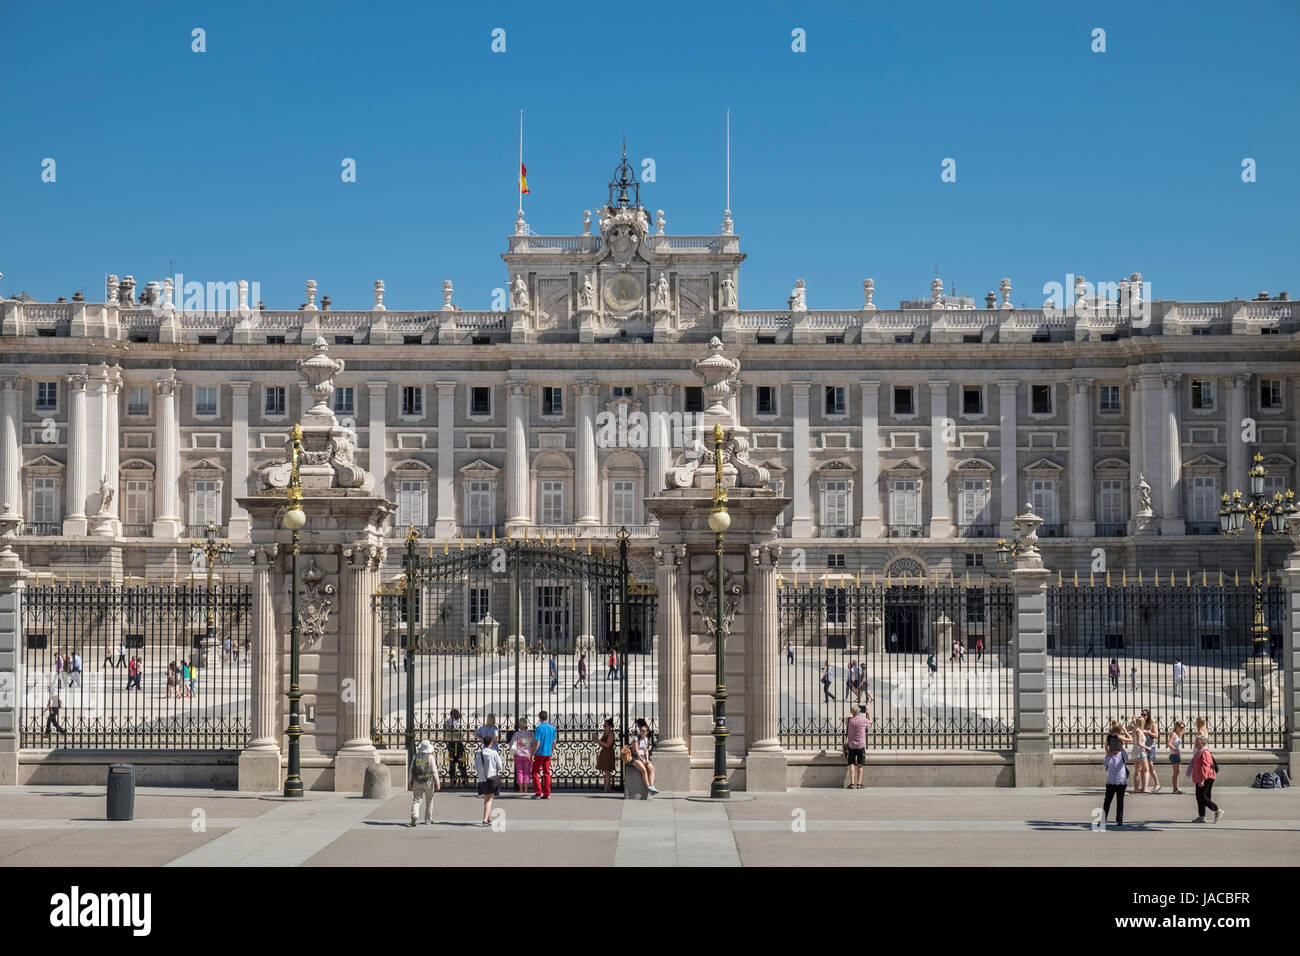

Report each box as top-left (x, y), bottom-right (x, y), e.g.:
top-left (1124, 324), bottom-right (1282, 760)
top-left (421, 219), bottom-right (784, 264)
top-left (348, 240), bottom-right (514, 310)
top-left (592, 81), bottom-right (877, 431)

top-left (1022, 457), bottom-right (1064, 475)
top-left (1182, 453), bottom-right (1225, 471)
top-left (953, 457), bottom-right (995, 472)
top-left (25, 454), bottom-right (64, 471)
top-left (884, 458), bottom-right (926, 475)
top-left (459, 458), bottom-right (500, 479)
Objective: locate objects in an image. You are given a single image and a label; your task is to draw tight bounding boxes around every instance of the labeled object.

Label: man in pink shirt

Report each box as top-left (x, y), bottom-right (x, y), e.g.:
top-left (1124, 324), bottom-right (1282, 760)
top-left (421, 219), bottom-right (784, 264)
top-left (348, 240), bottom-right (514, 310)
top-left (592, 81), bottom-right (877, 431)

top-left (843, 704), bottom-right (871, 789)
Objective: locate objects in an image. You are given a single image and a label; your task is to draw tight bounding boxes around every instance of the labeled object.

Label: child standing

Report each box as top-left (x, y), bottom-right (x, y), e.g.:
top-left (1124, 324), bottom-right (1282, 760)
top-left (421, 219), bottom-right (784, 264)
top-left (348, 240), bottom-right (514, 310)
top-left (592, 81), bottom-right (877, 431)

top-left (1189, 734), bottom-right (1222, 824)
top-left (1102, 738), bottom-right (1129, 827)
top-left (509, 718), bottom-right (534, 793)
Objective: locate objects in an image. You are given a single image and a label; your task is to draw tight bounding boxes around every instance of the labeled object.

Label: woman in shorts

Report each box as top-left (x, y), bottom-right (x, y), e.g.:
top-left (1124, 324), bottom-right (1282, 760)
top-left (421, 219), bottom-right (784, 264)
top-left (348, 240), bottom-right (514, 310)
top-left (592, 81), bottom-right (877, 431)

top-left (1128, 716), bottom-right (1149, 792)
top-left (1167, 720), bottom-right (1186, 794)
top-left (474, 738), bottom-right (502, 826)
top-left (1140, 709), bottom-right (1161, 792)
top-left (843, 704), bottom-right (871, 789)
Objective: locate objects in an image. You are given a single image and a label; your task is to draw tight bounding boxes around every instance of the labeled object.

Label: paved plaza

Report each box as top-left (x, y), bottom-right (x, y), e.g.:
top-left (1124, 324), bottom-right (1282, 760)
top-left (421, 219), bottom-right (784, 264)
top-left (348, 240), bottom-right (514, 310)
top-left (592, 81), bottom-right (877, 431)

top-left (0, 784), bottom-right (1296, 867)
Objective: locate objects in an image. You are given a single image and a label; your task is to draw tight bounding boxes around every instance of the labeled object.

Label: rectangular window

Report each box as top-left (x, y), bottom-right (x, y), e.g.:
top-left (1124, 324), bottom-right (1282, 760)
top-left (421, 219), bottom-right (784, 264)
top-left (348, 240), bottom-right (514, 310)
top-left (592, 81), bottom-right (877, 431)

top-left (470, 387), bottom-right (491, 417)
top-left (613, 386), bottom-right (634, 399)
top-left (1260, 379), bottom-right (1282, 409)
top-left (825, 335), bottom-right (844, 345)
top-left (32, 477), bottom-right (59, 524)
top-left (36, 381), bottom-right (57, 411)
top-left (333, 387), bottom-right (355, 415)
top-left (756, 386), bottom-right (777, 416)
top-left (889, 479), bottom-right (920, 527)
top-left (1191, 380), bottom-right (1214, 410)
top-left (396, 480), bottom-right (427, 529)
top-left (757, 335), bottom-right (777, 345)
top-left (403, 335), bottom-right (423, 345)
top-left (197, 335), bottom-right (218, 345)
top-left (1098, 385), bottom-right (1121, 413)
top-left (965, 552), bottom-right (984, 568)
top-left (124, 480), bottom-right (151, 528)
top-left (467, 481), bottom-right (494, 528)
top-left (962, 387), bottom-right (984, 416)
top-left (1030, 479), bottom-right (1058, 524)
top-left (127, 386), bottom-right (150, 416)
top-left (959, 479), bottom-right (990, 527)
top-left (264, 386), bottom-right (286, 417)
top-left (1263, 474), bottom-right (1287, 503)
top-left (190, 479), bottom-right (220, 526)
top-left (825, 588), bottom-right (848, 626)
top-left (1189, 475), bottom-right (1218, 522)
top-left (468, 587), bottom-right (491, 626)
top-left (401, 386), bottom-right (423, 417)
top-left (195, 386), bottom-right (218, 416)
top-left (826, 553), bottom-right (846, 569)
top-left (1098, 479), bottom-right (1124, 524)
top-left (333, 335), bottom-right (354, 346)
top-left (1196, 592), bottom-right (1224, 629)
top-left (611, 479), bottom-right (636, 526)
top-left (894, 334), bottom-right (913, 344)
top-left (542, 387), bottom-right (563, 416)
top-left (821, 479), bottom-right (850, 528)
top-left (265, 335), bottom-right (286, 345)
top-left (893, 386), bottom-right (914, 416)
top-left (540, 481), bottom-right (565, 525)
top-left (1031, 385), bottom-right (1054, 415)
top-left (824, 386), bottom-right (846, 416)
top-left (684, 387), bottom-right (703, 414)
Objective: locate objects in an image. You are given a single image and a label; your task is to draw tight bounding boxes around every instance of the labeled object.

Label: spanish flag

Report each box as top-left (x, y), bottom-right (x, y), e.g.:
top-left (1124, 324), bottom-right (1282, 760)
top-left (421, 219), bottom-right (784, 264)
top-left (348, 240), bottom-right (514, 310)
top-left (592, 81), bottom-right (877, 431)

top-left (519, 163), bottom-right (529, 195)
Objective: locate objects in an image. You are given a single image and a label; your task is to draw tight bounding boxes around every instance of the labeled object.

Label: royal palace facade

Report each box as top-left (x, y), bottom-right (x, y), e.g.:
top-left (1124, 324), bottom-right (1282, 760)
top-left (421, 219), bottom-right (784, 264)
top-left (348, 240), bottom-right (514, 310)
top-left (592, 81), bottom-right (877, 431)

top-left (2, 163), bottom-right (1298, 585)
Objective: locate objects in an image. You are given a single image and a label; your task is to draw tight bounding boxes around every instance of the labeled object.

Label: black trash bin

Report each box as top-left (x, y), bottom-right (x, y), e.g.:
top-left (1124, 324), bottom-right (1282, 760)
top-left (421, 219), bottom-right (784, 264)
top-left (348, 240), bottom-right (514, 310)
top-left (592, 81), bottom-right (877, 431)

top-left (107, 764), bottom-right (135, 821)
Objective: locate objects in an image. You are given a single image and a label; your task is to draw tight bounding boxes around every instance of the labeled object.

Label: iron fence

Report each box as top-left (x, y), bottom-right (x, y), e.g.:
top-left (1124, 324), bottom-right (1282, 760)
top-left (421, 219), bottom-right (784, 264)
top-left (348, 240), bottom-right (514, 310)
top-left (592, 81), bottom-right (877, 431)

top-left (777, 582), bottom-right (1015, 750)
top-left (372, 539), bottom-right (657, 789)
top-left (1047, 582), bottom-right (1287, 749)
top-left (20, 582), bottom-right (252, 749)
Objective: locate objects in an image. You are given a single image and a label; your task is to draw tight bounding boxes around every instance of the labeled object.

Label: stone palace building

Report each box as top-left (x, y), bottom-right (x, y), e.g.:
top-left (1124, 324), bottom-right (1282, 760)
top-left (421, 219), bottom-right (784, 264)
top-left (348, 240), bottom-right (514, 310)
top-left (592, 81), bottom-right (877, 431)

top-left (2, 155), bottom-right (1298, 584)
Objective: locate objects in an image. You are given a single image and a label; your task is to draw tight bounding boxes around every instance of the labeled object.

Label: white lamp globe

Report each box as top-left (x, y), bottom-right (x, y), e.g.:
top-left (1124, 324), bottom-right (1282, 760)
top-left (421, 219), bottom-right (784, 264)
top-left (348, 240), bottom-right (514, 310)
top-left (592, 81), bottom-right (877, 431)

top-left (708, 509), bottom-right (731, 534)
top-left (283, 507), bottom-right (307, 531)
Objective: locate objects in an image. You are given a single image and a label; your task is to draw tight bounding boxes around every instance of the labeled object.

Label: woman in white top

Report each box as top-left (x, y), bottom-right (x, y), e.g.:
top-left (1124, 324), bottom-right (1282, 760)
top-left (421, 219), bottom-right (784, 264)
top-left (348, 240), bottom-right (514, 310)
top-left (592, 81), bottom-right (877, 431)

top-left (474, 742), bottom-right (502, 826)
top-left (1141, 710), bottom-right (1162, 793)
top-left (1128, 717), bottom-right (1148, 793)
top-left (1167, 721), bottom-right (1186, 794)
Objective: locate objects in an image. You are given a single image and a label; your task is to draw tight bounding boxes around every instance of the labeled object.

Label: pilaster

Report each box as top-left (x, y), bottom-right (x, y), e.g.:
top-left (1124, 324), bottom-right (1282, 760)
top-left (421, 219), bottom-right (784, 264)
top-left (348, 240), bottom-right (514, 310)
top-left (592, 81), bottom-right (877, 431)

top-left (1067, 377), bottom-right (1095, 537)
top-left (366, 381), bottom-right (388, 496)
top-left (506, 381), bottom-right (530, 529)
top-left (929, 380), bottom-right (952, 538)
top-left (858, 381), bottom-right (882, 538)
top-left (152, 374), bottom-right (183, 538)
top-left (228, 383), bottom-right (252, 541)
top-left (63, 372), bottom-right (89, 535)
top-left (0, 378), bottom-right (21, 518)
top-left (576, 381), bottom-right (599, 525)
top-left (1160, 372), bottom-right (1184, 535)
top-left (998, 381), bottom-right (1018, 535)
top-left (434, 382), bottom-right (457, 537)
top-left (790, 382), bottom-right (812, 537)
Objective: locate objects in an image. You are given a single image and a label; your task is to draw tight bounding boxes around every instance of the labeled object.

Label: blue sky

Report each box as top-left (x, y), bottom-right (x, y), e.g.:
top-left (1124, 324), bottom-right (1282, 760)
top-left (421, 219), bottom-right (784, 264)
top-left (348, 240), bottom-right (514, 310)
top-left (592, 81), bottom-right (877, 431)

top-left (1, 0), bottom-right (1297, 311)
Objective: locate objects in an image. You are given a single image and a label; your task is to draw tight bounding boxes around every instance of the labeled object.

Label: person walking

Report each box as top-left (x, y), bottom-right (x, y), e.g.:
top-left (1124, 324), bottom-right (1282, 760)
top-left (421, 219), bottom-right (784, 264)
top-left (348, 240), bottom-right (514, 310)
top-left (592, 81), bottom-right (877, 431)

top-left (444, 709), bottom-right (468, 785)
top-left (548, 656), bottom-right (559, 693)
top-left (1167, 721), bottom-right (1186, 794)
top-left (786, 641), bottom-right (794, 665)
top-left (1172, 658), bottom-right (1185, 698)
top-left (974, 637), bottom-right (984, 662)
top-left (927, 652), bottom-right (937, 677)
top-left (102, 646), bottom-right (115, 668)
top-left (54, 651), bottom-right (65, 689)
top-left (1189, 734), bottom-right (1222, 823)
top-left (71, 650), bottom-right (82, 689)
top-left (115, 644), bottom-right (127, 669)
top-left (1102, 736), bottom-right (1129, 827)
top-left (573, 653), bottom-right (588, 689)
top-left (388, 645), bottom-right (398, 672)
top-left (474, 740), bottom-right (502, 826)
top-left (42, 689), bottom-right (66, 736)
top-left (1108, 658), bottom-right (1120, 691)
top-left (126, 656), bottom-right (139, 691)
top-left (845, 660), bottom-right (859, 701)
top-left (606, 649), bottom-right (618, 680)
top-left (408, 739), bottom-right (441, 827)
top-left (166, 661), bottom-right (177, 699)
top-left (1085, 636), bottom-right (1096, 658)
top-left (844, 703), bottom-right (871, 789)
top-left (820, 660), bottom-right (835, 703)
top-left (594, 717), bottom-right (617, 793)
top-left (530, 710), bottom-right (557, 799)
top-left (508, 718), bottom-right (534, 794)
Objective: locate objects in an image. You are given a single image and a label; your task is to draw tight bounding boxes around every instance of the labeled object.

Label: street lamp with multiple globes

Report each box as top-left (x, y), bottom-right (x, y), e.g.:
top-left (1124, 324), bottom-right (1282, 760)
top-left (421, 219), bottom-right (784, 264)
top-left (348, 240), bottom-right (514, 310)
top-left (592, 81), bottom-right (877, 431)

top-left (1218, 453), bottom-right (1298, 658)
top-left (189, 520), bottom-right (233, 666)
top-left (707, 424), bottom-right (732, 800)
top-left (281, 424), bottom-right (307, 797)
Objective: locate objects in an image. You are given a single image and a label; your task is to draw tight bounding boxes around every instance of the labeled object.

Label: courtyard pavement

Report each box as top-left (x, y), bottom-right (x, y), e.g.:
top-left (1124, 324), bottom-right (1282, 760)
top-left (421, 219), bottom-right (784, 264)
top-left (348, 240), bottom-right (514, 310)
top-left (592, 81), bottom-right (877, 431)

top-left (1, 784), bottom-right (1296, 867)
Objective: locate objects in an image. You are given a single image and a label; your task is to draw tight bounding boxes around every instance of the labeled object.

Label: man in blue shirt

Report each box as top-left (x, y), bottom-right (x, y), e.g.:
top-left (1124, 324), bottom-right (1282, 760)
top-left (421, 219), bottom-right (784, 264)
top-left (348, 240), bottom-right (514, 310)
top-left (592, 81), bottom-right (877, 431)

top-left (531, 710), bottom-right (557, 799)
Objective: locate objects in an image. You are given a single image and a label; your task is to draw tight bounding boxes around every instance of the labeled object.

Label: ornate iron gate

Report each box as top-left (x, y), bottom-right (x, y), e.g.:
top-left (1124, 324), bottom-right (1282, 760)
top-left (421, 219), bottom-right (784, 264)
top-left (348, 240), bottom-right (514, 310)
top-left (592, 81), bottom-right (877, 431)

top-left (372, 533), bottom-right (657, 789)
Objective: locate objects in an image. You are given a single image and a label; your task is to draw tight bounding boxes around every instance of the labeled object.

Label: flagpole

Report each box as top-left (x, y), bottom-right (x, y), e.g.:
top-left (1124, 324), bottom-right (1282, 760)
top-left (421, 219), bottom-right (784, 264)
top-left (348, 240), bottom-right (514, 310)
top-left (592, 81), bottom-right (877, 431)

top-left (725, 108), bottom-right (731, 213)
top-left (518, 109), bottom-right (524, 215)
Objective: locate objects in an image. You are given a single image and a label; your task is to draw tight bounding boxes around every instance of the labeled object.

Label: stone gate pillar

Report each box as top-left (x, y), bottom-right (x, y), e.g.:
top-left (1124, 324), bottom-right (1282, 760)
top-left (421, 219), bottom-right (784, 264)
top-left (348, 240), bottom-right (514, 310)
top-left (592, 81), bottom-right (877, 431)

top-left (652, 542), bottom-right (689, 789)
top-left (239, 550), bottom-right (282, 791)
top-left (1011, 504), bottom-right (1053, 787)
top-left (744, 543), bottom-right (786, 789)
top-left (1281, 528), bottom-right (1300, 782)
top-left (335, 541), bottom-right (385, 791)
top-left (0, 518), bottom-right (28, 785)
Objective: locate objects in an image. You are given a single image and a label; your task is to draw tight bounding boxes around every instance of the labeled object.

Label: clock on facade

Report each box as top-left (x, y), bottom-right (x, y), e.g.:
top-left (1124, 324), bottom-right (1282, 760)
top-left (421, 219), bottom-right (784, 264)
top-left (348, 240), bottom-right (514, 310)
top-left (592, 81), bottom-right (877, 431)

top-left (602, 273), bottom-right (643, 311)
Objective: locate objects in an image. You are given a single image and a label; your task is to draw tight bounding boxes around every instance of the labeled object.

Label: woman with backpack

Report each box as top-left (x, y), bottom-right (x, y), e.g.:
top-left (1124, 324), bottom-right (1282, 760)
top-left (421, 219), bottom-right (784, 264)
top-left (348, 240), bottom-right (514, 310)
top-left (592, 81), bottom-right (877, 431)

top-left (409, 740), bottom-right (441, 827)
top-left (474, 739), bottom-right (502, 826)
top-left (1189, 735), bottom-right (1222, 823)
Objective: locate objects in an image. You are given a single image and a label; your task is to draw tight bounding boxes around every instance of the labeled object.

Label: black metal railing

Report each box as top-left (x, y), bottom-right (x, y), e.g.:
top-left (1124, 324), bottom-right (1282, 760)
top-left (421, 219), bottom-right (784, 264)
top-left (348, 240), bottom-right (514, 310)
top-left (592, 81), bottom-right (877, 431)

top-left (20, 582), bottom-right (252, 749)
top-left (1046, 583), bottom-right (1286, 749)
top-left (121, 524), bottom-right (153, 538)
top-left (186, 524), bottom-right (228, 538)
top-left (20, 522), bottom-right (61, 536)
top-left (818, 524), bottom-right (854, 538)
top-left (1096, 523), bottom-right (1127, 537)
top-left (372, 539), bottom-right (657, 789)
top-left (777, 582), bottom-right (1015, 751)
top-left (1186, 522), bottom-right (1220, 535)
top-left (957, 524), bottom-right (995, 538)
top-left (887, 524), bottom-right (927, 538)
top-left (1038, 524), bottom-right (1064, 538)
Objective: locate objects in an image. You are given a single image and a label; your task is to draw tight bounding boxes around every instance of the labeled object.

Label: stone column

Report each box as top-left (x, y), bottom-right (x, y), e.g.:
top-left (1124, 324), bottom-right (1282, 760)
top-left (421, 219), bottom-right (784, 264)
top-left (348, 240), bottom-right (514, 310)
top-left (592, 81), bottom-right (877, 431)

top-left (63, 372), bottom-right (89, 535)
top-left (0, 379), bottom-right (21, 518)
top-left (228, 383), bottom-right (252, 541)
top-left (648, 381), bottom-right (671, 497)
top-left (152, 375), bottom-right (183, 538)
top-left (859, 381), bottom-right (882, 538)
top-left (238, 552), bottom-right (282, 791)
top-left (506, 382), bottom-right (530, 529)
top-left (1161, 373), bottom-right (1184, 534)
top-left (1227, 373), bottom-right (1249, 496)
top-left (790, 382), bottom-right (812, 536)
top-left (103, 369), bottom-right (121, 534)
top-left (0, 527), bottom-right (27, 785)
top-left (653, 542), bottom-right (689, 790)
top-left (929, 380), bottom-right (952, 538)
top-left (1127, 373), bottom-right (1146, 532)
top-left (1139, 369), bottom-right (1165, 520)
top-left (335, 545), bottom-right (382, 791)
top-left (576, 381), bottom-right (599, 525)
top-left (434, 382), bottom-right (457, 537)
top-left (1282, 534), bottom-right (1300, 782)
top-left (745, 543), bottom-right (786, 790)
top-left (1067, 377), bottom-right (1095, 537)
top-left (998, 381), bottom-right (1018, 535)
top-left (367, 382), bottom-right (388, 495)
top-left (1011, 511), bottom-right (1053, 786)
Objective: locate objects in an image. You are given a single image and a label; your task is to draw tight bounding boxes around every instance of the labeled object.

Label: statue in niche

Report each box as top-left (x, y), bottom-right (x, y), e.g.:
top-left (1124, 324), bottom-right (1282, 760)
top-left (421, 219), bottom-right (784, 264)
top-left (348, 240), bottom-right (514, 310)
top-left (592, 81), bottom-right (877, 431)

top-left (653, 272), bottom-right (671, 311)
top-left (511, 274), bottom-right (529, 310)
top-left (579, 273), bottom-right (595, 309)
top-left (720, 274), bottom-right (737, 310)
